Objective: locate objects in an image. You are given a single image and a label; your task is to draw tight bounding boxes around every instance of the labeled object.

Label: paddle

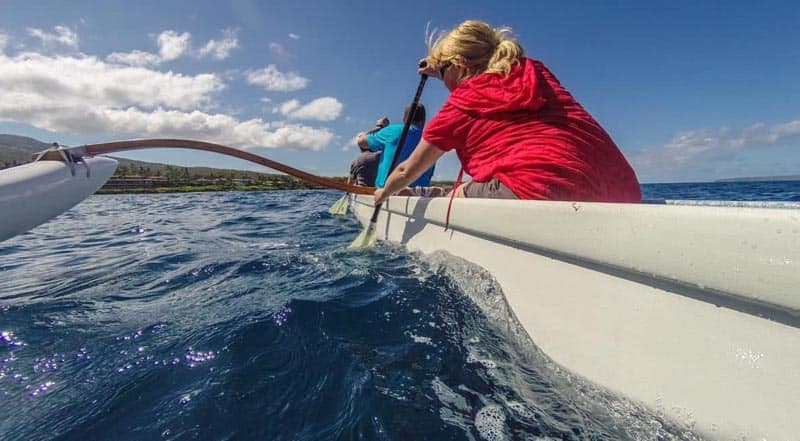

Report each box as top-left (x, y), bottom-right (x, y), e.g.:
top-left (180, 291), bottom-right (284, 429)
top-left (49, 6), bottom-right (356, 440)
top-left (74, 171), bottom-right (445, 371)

top-left (328, 194), bottom-right (349, 215)
top-left (348, 68), bottom-right (429, 249)
top-left (329, 117), bottom-right (391, 216)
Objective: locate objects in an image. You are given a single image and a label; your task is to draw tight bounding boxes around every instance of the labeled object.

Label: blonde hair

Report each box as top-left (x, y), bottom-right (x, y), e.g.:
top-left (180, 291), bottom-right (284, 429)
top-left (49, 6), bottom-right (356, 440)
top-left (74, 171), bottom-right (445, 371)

top-left (426, 20), bottom-right (523, 78)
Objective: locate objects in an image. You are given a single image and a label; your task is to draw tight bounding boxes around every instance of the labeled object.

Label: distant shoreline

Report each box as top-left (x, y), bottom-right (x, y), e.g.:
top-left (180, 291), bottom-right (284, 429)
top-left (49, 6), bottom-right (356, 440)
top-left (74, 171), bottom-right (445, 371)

top-left (715, 176), bottom-right (800, 183)
top-left (95, 181), bottom-right (455, 194)
top-left (96, 184), bottom-right (323, 194)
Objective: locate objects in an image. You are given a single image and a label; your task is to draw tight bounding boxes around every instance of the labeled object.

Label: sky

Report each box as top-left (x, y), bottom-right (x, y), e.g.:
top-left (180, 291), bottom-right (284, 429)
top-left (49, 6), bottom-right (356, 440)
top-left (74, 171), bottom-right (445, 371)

top-left (0, 0), bottom-right (798, 183)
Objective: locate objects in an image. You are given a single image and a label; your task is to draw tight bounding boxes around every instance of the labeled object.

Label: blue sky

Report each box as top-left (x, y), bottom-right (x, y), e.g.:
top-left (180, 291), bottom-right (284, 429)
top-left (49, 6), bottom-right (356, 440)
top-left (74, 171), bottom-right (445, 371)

top-left (0, 0), bottom-right (798, 183)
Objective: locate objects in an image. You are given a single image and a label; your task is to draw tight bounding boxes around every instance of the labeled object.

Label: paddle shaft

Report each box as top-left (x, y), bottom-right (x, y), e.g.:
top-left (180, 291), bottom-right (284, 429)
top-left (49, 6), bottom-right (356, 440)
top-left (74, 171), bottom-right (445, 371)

top-left (369, 74), bottom-right (428, 223)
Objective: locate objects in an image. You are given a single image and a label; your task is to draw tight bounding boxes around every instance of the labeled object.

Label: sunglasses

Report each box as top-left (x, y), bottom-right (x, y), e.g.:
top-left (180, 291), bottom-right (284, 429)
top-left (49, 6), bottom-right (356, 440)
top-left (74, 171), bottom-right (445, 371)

top-left (438, 61), bottom-right (452, 78)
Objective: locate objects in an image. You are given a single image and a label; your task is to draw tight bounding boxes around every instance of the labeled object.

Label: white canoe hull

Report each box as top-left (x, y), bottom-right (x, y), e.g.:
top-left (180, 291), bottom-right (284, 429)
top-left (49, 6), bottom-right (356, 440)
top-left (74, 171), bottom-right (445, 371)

top-left (351, 194), bottom-right (800, 441)
top-left (0, 157), bottom-right (117, 242)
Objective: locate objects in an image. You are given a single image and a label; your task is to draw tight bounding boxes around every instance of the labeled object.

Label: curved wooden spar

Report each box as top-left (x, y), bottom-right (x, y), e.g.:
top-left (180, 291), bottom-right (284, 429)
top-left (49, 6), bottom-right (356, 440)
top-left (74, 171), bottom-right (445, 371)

top-left (41, 138), bottom-right (378, 195)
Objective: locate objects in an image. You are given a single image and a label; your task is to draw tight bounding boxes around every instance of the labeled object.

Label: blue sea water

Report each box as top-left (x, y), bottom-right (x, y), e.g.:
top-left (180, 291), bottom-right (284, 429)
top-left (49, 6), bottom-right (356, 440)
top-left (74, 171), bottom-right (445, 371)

top-left (1, 182), bottom-right (797, 440)
top-left (641, 180), bottom-right (800, 202)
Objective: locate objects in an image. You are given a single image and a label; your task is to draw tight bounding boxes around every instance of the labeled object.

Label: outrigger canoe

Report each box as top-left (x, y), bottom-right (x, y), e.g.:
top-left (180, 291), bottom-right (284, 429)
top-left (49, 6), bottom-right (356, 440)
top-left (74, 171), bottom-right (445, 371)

top-left (350, 194), bottom-right (800, 441)
top-left (2, 140), bottom-right (798, 439)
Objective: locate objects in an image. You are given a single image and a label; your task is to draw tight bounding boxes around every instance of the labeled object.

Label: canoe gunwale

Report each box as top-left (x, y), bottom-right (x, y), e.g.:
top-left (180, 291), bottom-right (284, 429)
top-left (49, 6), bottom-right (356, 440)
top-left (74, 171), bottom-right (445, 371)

top-left (408, 214), bottom-right (800, 328)
top-left (355, 195), bottom-right (800, 317)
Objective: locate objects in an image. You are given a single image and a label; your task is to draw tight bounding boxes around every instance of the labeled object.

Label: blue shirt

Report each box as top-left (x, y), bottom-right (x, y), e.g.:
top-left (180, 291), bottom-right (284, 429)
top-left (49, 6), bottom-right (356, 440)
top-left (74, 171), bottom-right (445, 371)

top-left (366, 124), bottom-right (435, 188)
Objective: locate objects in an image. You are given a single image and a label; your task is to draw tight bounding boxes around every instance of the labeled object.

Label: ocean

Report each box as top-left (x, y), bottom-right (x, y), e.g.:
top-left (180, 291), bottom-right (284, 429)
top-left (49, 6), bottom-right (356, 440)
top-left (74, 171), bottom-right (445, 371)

top-left (1, 181), bottom-right (798, 440)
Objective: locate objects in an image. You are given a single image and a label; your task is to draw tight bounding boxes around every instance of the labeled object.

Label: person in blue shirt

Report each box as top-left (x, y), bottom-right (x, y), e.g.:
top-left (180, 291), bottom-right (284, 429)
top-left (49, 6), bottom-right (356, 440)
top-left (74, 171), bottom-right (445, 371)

top-left (356, 104), bottom-right (435, 188)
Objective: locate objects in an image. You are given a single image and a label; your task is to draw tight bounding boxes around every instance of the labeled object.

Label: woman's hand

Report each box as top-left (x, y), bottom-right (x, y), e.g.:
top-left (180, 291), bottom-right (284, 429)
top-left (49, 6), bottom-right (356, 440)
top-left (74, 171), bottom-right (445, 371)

top-left (375, 140), bottom-right (447, 204)
top-left (418, 58), bottom-right (452, 80)
top-left (418, 58), bottom-right (441, 79)
top-left (374, 187), bottom-right (387, 205)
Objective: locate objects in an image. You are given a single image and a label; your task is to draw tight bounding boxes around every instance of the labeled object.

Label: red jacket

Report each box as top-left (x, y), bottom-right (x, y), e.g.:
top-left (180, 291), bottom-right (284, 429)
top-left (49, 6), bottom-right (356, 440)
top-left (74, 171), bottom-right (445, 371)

top-left (423, 58), bottom-right (641, 202)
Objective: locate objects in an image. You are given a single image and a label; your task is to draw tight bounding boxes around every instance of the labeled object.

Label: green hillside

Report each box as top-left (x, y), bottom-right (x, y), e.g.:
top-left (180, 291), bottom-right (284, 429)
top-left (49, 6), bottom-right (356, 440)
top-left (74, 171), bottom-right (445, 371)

top-left (0, 134), bottom-right (54, 167)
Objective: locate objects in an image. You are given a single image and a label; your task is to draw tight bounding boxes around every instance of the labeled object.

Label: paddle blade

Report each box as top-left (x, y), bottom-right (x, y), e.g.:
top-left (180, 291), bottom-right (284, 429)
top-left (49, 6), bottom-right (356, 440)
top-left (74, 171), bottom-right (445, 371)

top-left (348, 221), bottom-right (377, 249)
top-left (328, 194), bottom-right (349, 215)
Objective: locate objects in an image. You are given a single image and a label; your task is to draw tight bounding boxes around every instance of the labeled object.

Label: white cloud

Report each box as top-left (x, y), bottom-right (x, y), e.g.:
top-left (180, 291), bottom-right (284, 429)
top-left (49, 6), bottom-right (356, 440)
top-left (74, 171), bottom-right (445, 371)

top-left (343, 134), bottom-right (359, 151)
top-left (107, 30), bottom-right (190, 66)
top-left (0, 52), bottom-right (222, 111)
top-left (629, 119), bottom-right (800, 181)
top-left (1, 104), bottom-right (331, 150)
top-left (263, 120), bottom-right (335, 150)
top-left (106, 49), bottom-right (161, 67)
top-left (0, 51), bottom-right (334, 151)
top-left (109, 29), bottom-right (238, 66)
top-left (288, 33), bottom-right (300, 40)
top-left (246, 65), bottom-right (308, 92)
top-left (26, 25), bottom-right (79, 49)
top-left (157, 30), bottom-right (191, 61)
top-left (0, 34), bottom-right (7, 53)
top-left (198, 28), bottom-right (239, 60)
top-left (277, 97), bottom-right (343, 121)
top-left (65, 108), bottom-right (332, 150)
top-left (277, 99), bottom-right (300, 115)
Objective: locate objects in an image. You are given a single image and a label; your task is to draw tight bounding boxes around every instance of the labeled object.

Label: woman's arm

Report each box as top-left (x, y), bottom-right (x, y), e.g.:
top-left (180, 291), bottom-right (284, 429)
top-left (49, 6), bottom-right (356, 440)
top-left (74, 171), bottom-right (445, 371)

top-left (357, 117), bottom-right (390, 150)
top-left (374, 138), bottom-right (446, 204)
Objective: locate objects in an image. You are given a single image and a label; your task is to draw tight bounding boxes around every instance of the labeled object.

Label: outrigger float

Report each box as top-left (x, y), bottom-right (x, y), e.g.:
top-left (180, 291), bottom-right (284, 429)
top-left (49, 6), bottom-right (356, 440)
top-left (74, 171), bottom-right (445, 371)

top-left (1, 139), bottom-right (798, 440)
top-left (0, 151), bottom-right (117, 242)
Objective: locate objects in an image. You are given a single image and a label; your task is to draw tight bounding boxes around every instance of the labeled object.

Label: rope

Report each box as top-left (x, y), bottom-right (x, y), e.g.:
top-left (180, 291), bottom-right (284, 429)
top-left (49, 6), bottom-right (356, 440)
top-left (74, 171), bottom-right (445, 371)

top-left (444, 167), bottom-right (464, 231)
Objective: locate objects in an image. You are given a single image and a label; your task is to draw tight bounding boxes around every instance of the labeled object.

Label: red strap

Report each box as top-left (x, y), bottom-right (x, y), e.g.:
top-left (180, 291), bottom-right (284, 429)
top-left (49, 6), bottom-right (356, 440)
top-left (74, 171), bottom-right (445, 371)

top-left (444, 168), bottom-right (464, 231)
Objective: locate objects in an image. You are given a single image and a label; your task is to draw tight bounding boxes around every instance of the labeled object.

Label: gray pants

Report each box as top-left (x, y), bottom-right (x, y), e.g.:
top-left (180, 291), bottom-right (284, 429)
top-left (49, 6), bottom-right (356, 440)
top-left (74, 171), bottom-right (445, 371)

top-left (453, 178), bottom-right (518, 199)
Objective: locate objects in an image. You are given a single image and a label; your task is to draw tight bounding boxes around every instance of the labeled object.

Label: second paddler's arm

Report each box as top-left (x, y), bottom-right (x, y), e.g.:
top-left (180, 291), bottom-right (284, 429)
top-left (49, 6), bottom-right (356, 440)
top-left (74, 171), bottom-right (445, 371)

top-left (357, 117), bottom-right (391, 150)
top-left (374, 139), bottom-right (446, 204)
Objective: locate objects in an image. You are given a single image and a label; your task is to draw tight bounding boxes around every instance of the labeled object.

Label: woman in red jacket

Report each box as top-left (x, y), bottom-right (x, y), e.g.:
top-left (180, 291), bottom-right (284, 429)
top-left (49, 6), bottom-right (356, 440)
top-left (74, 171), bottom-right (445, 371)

top-left (374, 20), bottom-right (642, 203)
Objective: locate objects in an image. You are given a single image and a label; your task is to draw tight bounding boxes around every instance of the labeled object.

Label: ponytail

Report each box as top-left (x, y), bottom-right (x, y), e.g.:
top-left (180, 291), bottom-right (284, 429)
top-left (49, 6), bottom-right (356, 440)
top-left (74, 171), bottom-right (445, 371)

top-left (485, 28), bottom-right (524, 76)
